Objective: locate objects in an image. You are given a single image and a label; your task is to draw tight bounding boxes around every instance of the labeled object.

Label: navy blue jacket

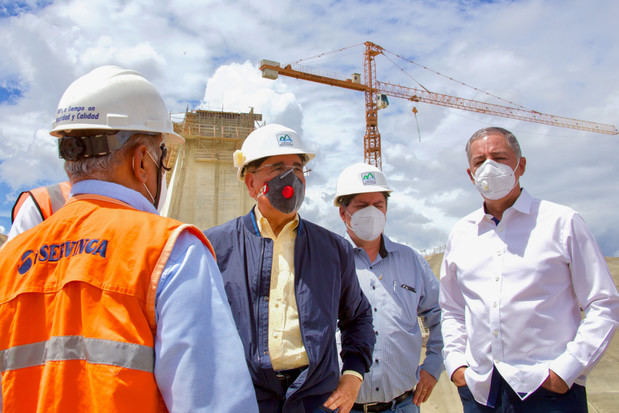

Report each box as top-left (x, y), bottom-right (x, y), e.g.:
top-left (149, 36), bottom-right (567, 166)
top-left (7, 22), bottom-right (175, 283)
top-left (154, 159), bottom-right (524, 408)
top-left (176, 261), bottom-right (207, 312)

top-left (205, 209), bottom-right (374, 413)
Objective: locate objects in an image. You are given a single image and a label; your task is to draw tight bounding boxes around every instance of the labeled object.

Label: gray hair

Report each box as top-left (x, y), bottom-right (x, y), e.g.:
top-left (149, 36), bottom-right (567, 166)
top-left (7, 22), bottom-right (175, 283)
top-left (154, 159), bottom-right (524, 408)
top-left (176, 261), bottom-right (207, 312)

top-left (64, 133), bottom-right (161, 180)
top-left (465, 127), bottom-right (522, 161)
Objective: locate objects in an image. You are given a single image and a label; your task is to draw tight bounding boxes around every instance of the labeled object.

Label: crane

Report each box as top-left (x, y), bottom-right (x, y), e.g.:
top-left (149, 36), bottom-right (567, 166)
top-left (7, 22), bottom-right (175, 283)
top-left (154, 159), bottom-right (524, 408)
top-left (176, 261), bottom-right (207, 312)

top-left (260, 41), bottom-right (618, 169)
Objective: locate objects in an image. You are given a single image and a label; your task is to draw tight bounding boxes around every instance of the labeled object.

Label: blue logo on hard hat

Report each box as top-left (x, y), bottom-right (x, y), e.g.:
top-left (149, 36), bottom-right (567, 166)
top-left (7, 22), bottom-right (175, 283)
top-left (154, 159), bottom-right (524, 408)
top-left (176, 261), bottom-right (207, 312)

top-left (361, 172), bottom-right (376, 185)
top-left (278, 134), bottom-right (294, 146)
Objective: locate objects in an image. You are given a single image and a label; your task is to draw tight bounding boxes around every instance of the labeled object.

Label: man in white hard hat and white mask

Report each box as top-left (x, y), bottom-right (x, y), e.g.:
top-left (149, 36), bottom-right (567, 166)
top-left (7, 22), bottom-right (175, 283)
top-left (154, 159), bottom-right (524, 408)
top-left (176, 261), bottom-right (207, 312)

top-left (205, 124), bottom-right (375, 413)
top-left (0, 66), bottom-right (257, 413)
top-left (334, 163), bottom-right (443, 413)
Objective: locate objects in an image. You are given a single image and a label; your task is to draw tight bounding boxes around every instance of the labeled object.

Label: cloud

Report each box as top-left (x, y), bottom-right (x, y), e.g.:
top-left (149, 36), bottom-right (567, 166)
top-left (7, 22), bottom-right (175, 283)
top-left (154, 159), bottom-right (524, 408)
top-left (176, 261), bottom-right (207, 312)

top-left (199, 61), bottom-right (304, 134)
top-left (0, 0), bottom-right (618, 256)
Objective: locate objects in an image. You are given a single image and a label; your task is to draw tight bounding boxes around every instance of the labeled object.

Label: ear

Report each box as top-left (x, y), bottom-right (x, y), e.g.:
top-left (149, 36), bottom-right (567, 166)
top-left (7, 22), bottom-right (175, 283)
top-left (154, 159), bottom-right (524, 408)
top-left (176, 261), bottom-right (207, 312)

top-left (516, 157), bottom-right (526, 178)
top-left (131, 144), bottom-right (149, 184)
top-left (339, 205), bottom-right (347, 222)
top-left (245, 172), bottom-right (259, 198)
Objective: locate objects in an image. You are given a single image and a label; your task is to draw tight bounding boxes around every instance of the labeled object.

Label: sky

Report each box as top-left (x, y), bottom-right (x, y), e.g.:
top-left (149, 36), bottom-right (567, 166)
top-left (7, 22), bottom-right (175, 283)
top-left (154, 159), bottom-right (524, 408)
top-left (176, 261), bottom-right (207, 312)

top-left (1, 0), bottom-right (618, 256)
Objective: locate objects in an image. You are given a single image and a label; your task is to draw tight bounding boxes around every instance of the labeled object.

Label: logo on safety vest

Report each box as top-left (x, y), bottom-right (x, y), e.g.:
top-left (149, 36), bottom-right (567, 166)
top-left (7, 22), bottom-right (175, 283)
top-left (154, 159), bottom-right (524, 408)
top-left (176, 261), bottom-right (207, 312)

top-left (361, 172), bottom-right (376, 185)
top-left (278, 134), bottom-right (294, 146)
top-left (18, 238), bottom-right (109, 275)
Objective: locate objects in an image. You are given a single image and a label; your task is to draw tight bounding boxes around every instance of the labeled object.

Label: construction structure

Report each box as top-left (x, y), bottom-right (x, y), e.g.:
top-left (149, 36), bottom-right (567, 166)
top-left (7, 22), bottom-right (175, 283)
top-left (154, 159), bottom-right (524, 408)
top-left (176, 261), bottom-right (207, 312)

top-left (261, 41), bottom-right (618, 169)
top-left (162, 108), bottom-right (262, 229)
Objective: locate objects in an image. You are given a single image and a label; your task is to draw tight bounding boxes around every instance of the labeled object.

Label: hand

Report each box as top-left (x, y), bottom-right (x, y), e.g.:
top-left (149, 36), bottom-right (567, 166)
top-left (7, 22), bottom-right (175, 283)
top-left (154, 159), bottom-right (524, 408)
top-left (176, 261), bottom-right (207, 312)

top-left (451, 366), bottom-right (467, 387)
top-left (413, 369), bottom-right (438, 405)
top-left (541, 369), bottom-right (569, 394)
top-left (322, 374), bottom-right (363, 413)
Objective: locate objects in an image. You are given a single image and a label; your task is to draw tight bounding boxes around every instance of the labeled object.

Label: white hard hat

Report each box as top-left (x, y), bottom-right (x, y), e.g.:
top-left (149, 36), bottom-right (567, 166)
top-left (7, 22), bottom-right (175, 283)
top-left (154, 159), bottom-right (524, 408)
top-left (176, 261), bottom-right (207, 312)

top-left (334, 162), bottom-right (393, 206)
top-left (233, 123), bottom-right (315, 180)
top-left (50, 65), bottom-right (183, 145)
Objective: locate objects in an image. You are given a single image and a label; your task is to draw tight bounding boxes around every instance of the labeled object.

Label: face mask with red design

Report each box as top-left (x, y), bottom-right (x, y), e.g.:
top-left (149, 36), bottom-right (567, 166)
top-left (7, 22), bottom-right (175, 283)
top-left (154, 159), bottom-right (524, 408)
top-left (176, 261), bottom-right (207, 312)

top-left (259, 168), bottom-right (305, 214)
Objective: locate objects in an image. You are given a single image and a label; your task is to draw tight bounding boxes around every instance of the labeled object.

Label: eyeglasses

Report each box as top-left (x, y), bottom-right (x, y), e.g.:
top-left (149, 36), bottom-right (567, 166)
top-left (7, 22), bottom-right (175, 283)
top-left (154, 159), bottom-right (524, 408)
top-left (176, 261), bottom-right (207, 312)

top-left (251, 162), bottom-right (311, 177)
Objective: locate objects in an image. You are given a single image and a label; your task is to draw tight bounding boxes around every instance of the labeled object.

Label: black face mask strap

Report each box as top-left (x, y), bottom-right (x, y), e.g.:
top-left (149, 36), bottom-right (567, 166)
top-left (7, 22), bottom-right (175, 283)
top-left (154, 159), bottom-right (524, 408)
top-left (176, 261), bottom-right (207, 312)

top-left (153, 143), bottom-right (170, 208)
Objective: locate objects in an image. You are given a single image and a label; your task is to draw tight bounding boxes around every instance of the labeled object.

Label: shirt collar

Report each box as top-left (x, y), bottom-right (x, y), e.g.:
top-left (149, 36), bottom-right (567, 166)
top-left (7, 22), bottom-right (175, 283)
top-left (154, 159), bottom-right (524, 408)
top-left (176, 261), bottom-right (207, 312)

top-left (71, 179), bottom-right (158, 214)
top-left (473, 187), bottom-right (533, 225)
top-left (345, 232), bottom-right (393, 260)
top-left (510, 188), bottom-right (533, 215)
top-left (379, 234), bottom-right (396, 256)
top-left (254, 205), bottom-right (299, 239)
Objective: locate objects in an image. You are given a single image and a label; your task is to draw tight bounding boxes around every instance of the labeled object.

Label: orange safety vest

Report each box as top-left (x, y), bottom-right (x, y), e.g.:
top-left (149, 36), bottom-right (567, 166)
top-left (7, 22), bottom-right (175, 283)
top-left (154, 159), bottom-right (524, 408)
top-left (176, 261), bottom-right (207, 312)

top-left (0, 194), bottom-right (215, 413)
top-left (11, 181), bottom-right (71, 223)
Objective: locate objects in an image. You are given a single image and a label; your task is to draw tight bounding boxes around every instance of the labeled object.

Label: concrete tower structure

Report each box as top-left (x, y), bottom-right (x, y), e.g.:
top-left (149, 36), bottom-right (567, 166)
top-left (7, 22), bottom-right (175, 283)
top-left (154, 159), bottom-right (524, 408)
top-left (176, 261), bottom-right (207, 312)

top-left (163, 108), bottom-right (262, 230)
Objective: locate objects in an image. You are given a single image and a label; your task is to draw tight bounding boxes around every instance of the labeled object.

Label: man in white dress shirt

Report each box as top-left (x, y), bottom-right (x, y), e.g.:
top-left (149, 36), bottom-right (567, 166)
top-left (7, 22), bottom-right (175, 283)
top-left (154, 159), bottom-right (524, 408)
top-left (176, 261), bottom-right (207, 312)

top-left (440, 126), bottom-right (619, 413)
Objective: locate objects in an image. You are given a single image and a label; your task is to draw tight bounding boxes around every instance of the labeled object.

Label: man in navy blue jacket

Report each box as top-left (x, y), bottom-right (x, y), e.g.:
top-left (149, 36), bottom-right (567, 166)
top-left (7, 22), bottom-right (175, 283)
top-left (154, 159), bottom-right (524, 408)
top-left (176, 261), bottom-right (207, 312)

top-left (205, 124), bottom-right (375, 413)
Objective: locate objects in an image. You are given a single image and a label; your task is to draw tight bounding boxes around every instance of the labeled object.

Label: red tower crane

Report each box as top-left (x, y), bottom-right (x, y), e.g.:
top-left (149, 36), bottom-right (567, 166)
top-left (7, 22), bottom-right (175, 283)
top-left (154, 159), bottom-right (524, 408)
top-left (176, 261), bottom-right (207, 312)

top-left (260, 41), bottom-right (618, 169)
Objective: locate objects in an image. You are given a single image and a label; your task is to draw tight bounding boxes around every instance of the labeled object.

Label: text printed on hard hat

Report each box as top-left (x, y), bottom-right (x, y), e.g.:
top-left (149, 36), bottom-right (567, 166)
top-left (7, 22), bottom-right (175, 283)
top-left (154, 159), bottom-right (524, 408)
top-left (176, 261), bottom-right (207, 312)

top-left (56, 106), bottom-right (100, 124)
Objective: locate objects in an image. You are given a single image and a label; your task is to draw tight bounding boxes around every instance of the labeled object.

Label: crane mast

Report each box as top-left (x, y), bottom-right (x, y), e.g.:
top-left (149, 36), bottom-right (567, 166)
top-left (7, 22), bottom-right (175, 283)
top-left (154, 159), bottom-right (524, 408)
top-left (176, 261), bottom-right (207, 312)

top-left (260, 41), bottom-right (618, 169)
top-left (364, 42), bottom-right (382, 168)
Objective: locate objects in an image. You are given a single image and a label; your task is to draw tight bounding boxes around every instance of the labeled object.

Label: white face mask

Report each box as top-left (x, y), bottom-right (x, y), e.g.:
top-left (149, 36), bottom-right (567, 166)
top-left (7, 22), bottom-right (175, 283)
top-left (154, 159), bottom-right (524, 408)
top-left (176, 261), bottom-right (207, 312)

top-left (156, 172), bottom-right (167, 213)
top-left (142, 173), bottom-right (167, 213)
top-left (473, 159), bottom-right (520, 200)
top-left (136, 152), bottom-right (169, 213)
top-left (347, 205), bottom-right (386, 241)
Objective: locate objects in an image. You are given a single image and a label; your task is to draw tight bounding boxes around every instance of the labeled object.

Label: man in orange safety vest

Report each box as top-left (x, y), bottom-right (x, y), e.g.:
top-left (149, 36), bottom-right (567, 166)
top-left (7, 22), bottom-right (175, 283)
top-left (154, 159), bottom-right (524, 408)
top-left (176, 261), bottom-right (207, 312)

top-left (0, 65), bottom-right (258, 413)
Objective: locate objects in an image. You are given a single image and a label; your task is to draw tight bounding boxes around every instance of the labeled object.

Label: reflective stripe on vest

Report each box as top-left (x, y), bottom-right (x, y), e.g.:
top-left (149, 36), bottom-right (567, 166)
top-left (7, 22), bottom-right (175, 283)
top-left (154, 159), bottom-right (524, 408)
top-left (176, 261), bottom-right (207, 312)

top-left (48, 182), bottom-right (70, 214)
top-left (11, 181), bottom-right (71, 223)
top-left (0, 335), bottom-right (154, 373)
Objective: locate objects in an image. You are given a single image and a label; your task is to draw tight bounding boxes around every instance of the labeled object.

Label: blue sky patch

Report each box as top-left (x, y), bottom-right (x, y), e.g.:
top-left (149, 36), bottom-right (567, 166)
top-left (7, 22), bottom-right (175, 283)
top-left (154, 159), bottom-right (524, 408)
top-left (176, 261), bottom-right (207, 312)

top-left (0, 79), bottom-right (24, 104)
top-left (181, 99), bottom-right (201, 111)
top-left (0, 0), bottom-right (53, 18)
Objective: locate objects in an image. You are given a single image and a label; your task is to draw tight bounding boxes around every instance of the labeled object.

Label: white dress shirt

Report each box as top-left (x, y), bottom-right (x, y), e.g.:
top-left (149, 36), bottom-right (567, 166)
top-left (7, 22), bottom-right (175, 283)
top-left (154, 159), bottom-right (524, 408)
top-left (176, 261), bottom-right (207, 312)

top-left (440, 189), bottom-right (619, 406)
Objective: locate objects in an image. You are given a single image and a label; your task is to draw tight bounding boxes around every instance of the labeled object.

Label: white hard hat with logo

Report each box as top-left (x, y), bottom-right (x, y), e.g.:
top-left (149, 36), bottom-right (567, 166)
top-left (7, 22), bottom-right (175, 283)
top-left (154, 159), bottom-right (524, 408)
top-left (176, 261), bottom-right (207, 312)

top-left (233, 123), bottom-right (315, 180)
top-left (334, 162), bottom-right (393, 206)
top-left (50, 65), bottom-right (183, 145)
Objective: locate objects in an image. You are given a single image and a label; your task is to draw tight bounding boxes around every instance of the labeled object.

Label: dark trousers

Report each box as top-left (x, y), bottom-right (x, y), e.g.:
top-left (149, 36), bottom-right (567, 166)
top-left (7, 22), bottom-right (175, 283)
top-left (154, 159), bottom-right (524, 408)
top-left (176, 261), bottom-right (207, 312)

top-left (257, 367), bottom-right (331, 413)
top-left (457, 371), bottom-right (588, 413)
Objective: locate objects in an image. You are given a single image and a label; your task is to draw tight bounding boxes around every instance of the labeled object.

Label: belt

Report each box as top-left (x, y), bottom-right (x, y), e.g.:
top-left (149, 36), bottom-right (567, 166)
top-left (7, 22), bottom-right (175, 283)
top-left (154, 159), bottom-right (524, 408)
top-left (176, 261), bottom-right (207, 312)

top-left (353, 390), bottom-right (413, 412)
top-left (274, 366), bottom-right (305, 390)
